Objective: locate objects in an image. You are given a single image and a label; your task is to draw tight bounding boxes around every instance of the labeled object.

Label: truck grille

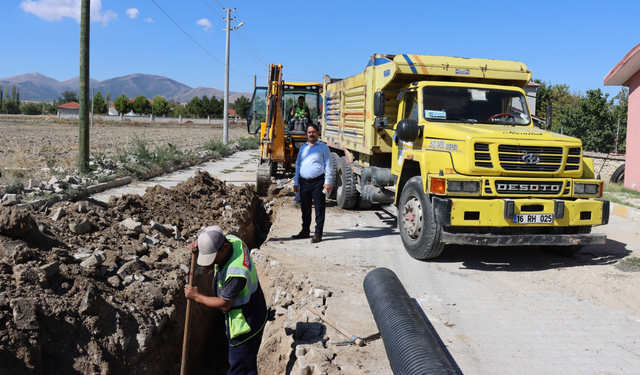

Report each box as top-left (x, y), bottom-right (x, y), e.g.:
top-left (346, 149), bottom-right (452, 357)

top-left (473, 143), bottom-right (582, 173)
top-left (494, 180), bottom-right (565, 195)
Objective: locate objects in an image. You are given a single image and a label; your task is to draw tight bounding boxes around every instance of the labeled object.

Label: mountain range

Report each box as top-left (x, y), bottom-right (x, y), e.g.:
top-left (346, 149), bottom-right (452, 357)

top-left (0, 73), bottom-right (251, 103)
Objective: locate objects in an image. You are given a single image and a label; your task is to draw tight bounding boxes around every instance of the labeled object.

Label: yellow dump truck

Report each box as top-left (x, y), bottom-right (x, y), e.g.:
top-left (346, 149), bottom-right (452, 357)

top-left (322, 53), bottom-right (609, 259)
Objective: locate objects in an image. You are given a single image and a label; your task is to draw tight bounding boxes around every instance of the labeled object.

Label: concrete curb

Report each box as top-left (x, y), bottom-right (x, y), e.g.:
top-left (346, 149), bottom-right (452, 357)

top-left (609, 202), bottom-right (640, 224)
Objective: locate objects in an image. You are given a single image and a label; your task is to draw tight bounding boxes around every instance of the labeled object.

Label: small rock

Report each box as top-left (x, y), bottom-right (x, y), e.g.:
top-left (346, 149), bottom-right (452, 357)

top-left (27, 178), bottom-right (42, 189)
top-left (107, 275), bottom-right (123, 289)
top-left (39, 262), bottom-right (59, 278)
top-left (80, 251), bottom-right (106, 268)
top-left (117, 259), bottom-right (146, 280)
top-left (10, 298), bottom-right (39, 330)
top-left (69, 218), bottom-right (92, 235)
top-left (50, 207), bottom-right (65, 221)
top-left (312, 288), bottom-right (330, 299)
top-left (74, 202), bottom-right (88, 213)
top-left (120, 218), bottom-right (142, 232)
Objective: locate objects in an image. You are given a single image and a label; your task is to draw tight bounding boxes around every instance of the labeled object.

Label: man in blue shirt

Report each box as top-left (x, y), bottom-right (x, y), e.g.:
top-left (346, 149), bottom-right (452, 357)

top-left (292, 123), bottom-right (332, 243)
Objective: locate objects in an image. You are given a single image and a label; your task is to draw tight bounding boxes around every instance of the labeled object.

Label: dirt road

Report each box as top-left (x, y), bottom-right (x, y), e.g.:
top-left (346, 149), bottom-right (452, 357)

top-left (96, 151), bottom-right (640, 374)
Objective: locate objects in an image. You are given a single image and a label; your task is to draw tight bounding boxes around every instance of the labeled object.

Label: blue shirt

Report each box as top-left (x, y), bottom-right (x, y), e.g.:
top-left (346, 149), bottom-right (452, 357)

top-left (294, 140), bottom-right (332, 186)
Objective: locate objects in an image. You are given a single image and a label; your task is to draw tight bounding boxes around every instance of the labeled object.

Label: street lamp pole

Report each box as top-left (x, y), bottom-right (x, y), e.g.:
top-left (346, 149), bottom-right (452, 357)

top-left (223, 8), bottom-right (244, 145)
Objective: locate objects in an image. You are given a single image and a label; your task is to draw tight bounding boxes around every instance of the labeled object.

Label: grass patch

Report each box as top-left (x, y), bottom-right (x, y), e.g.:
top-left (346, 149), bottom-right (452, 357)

top-left (115, 134), bottom-right (194, 179)
top-left (235, 136), bottom-right (260, 150)
top-left (603, 181), bottom-right (640, 209)
top-left (615, 257), bottom-right (640, 272)
top-left (202, 139), bottom-right (233, 158)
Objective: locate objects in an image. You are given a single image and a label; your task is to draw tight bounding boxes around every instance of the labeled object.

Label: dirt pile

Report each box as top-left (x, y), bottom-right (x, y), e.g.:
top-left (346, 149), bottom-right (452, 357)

top-left (0, 171), bottom-right (265, 374)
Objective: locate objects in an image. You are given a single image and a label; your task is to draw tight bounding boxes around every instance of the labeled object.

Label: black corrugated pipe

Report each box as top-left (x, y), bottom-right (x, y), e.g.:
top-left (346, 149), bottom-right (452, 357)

top-left (364, 267), bottom-right (456, 375)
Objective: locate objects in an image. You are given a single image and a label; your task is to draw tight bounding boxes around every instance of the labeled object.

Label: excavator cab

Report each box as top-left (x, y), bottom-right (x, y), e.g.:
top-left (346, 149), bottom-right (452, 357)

top-left (247, 64), bottom-right (322, 195)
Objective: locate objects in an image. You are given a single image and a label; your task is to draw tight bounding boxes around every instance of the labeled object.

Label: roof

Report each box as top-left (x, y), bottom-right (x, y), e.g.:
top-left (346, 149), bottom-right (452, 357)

top-left (57, 102), bottom-right (80, 109)
top-left (228, 109), bottom-right (236, 115)
top-left (604, 42), bottom-right (640, 86)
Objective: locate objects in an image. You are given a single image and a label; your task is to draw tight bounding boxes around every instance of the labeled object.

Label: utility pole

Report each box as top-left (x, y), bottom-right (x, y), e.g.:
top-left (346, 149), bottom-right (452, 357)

top-left (78, 0), bottom-right (90, 172)
top-left (223, 8), bottom-right (244, 145)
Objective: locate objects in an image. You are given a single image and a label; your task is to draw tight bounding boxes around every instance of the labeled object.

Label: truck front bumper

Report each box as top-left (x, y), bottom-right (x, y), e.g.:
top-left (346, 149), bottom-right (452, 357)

top-left (433, 197), bottom-right (609, 227)
top-left (440, 231), bottom-right (607, 247)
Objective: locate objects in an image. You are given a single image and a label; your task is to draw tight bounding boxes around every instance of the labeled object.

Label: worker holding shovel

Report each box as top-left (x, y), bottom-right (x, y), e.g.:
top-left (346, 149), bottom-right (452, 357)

top-left (184, 225), bottom-right (268, 375)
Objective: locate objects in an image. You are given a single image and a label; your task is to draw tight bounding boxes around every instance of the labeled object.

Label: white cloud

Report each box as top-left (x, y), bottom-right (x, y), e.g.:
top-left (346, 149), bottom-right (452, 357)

top-left (20, 0), bottom-right (117, 24)
top-left (196, 18), bottom-right (213, 32)
top-left (125, 8), bottom-right (139, 19)
top-left (144, 17), bottom-right (154, 23)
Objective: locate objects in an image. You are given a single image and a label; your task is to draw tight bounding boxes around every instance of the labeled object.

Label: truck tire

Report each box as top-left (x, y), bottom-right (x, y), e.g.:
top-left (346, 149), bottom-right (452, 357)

top-left (336, 156), bottom-right (357, 209)
top-left (356, 195), bottom-right (373, 210)
top-left (610, 164), bottom-right (625, 183)
top-left (329, 152), bottom-right (340, 200)
top-left (544, 225), bottom-right (591, 256)
top-left (398, 176), bottom-right (445, 260)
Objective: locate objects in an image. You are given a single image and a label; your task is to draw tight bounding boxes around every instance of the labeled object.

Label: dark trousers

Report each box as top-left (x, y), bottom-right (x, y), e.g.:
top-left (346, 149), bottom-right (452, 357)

top-left (228, 328), bottom-right (264, 375)
top-left (299, 177), bottom-right (326, 236)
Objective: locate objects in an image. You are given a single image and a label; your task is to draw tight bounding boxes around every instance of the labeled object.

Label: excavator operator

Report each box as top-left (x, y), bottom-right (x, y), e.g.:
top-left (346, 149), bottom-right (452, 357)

top-left (288, 95), bottom-right (312, 132)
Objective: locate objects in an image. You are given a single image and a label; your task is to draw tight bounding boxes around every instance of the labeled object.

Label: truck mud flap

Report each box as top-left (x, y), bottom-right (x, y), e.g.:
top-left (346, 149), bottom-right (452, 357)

top-left (440, 232), bottom-right (607, 247)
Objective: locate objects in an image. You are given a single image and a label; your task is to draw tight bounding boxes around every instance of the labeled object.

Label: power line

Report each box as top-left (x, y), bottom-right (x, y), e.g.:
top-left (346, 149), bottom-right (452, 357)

top-left (150, 0), bottom-right (251, 77)
top-left (200, 0), bottom-right (223, 18)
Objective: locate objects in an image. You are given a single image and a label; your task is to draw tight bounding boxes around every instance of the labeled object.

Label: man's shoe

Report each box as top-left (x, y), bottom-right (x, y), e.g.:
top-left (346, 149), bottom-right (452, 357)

top-left (291, 232), bottom-right (310, 239)
top-left (311, 234), bottom-right (322, 243)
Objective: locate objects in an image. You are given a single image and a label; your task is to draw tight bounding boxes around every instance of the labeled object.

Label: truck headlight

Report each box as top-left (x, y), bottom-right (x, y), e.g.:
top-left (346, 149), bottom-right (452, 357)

top-left (574, 183), bottom-right (599, 195)
top-left (448, 180), bottom-right (480, 193)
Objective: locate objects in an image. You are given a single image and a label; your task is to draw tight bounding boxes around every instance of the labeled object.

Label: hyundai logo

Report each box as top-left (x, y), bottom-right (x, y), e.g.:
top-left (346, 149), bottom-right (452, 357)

top-left (522, 151), bottom-right (541, 165)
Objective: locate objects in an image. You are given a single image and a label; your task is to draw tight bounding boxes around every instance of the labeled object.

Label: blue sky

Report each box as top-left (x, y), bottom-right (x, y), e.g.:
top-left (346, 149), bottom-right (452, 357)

top-left (1, 0), bottom-right (637, 99)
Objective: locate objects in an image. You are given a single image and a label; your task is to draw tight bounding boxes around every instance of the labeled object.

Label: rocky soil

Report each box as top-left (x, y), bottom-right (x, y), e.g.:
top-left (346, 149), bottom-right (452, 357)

top-left (0, 171), bottom-right (267, 374)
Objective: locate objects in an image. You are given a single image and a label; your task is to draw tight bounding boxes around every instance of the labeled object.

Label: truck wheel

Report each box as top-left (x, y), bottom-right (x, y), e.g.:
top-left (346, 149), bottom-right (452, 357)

top-left (398, 176), bottom-right (445, 260)
top-left (544, 226), bottom-right (591, 256)
top-left (610, 164), bottom-right (625, 183)
top-left (329, 152), bottom-right (340, 199)
top-left (336, 156), bottom-right (357, 209)
top-left (356, 195), bottom-right (373, 210)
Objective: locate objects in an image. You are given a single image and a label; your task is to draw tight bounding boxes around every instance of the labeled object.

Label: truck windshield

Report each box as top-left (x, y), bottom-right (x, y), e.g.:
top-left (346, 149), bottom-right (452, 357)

top-left (422, 86), bottom-right (531, 126)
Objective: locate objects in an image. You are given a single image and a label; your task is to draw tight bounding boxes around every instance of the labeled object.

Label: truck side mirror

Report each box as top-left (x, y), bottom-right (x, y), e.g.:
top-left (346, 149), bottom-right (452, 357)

top-left (396, 119), bottom-right (421, 142)
top-left (546, 105), bottom-right (552, 130)
top-left (374, 92), bottom-right (385, 117)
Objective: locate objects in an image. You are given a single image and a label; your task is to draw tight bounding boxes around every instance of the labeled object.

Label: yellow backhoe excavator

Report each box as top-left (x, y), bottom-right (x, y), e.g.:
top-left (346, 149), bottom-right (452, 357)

top-left (247, 64), bottom-right (322, 195)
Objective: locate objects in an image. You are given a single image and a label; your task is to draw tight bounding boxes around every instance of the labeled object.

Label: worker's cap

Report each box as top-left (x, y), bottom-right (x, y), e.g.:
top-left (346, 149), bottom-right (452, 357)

top-left (197, 226), bottom-right (225, 266)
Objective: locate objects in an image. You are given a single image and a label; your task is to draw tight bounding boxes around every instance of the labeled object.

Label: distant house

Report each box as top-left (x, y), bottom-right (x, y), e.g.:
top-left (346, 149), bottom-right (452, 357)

top-left (229, 109), bottom-right (238, 120)
top-left (604, 42), bottom-right (640, 191)
top-left (108, 104), bottom-right (118, 116)
top-left (57, 102), bottom-right (79, 117)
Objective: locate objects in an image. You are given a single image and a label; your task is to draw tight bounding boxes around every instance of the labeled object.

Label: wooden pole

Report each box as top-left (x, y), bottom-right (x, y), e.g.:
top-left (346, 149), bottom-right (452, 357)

top-left (180, 252), bottom-right (198, 375)
top-left (78, 0), bottom-right (90, 173)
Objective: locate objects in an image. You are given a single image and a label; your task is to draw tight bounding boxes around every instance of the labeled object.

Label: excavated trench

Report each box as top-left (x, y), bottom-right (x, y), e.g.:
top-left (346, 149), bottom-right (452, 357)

top-left (0, 171), bottom-right (273, 374)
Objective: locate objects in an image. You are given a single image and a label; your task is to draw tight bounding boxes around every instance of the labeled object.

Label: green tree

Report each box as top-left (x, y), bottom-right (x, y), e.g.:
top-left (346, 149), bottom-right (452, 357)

top-left (105, 92), bottom-right (112, 105)
top-left (186, 96), bottom-right (204, 118)
top-left (234, 95), bottom-right (250, 118)
top-left (47, 99), bottom-right (58, 115)
top-left (21, 102), bottom-right (41, 115)
top-left (533, 79), bottom-right (581, 119)
top-left (131, 95), bottom-right (151, 115)
top-left (210, 96), bottom-right (224, 118)
top-left (152, 95), bottom-right (171, 116)
top-left (555, 89), bottom-right (623, 153)
top-left (114, 94), bottom-right (131, 115)
top-left (171, 104), bottom-right (188, 118)
top-left (92, 91), bottom-right (108, 115)
top-left (60, 90), bottom-right (78, 104)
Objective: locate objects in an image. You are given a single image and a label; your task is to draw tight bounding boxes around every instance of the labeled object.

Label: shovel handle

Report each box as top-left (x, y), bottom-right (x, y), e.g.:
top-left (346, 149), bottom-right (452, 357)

top-left (180, 251), bottom-right (198, 375)
top-left (306, 306), bottom-right (364, 346)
